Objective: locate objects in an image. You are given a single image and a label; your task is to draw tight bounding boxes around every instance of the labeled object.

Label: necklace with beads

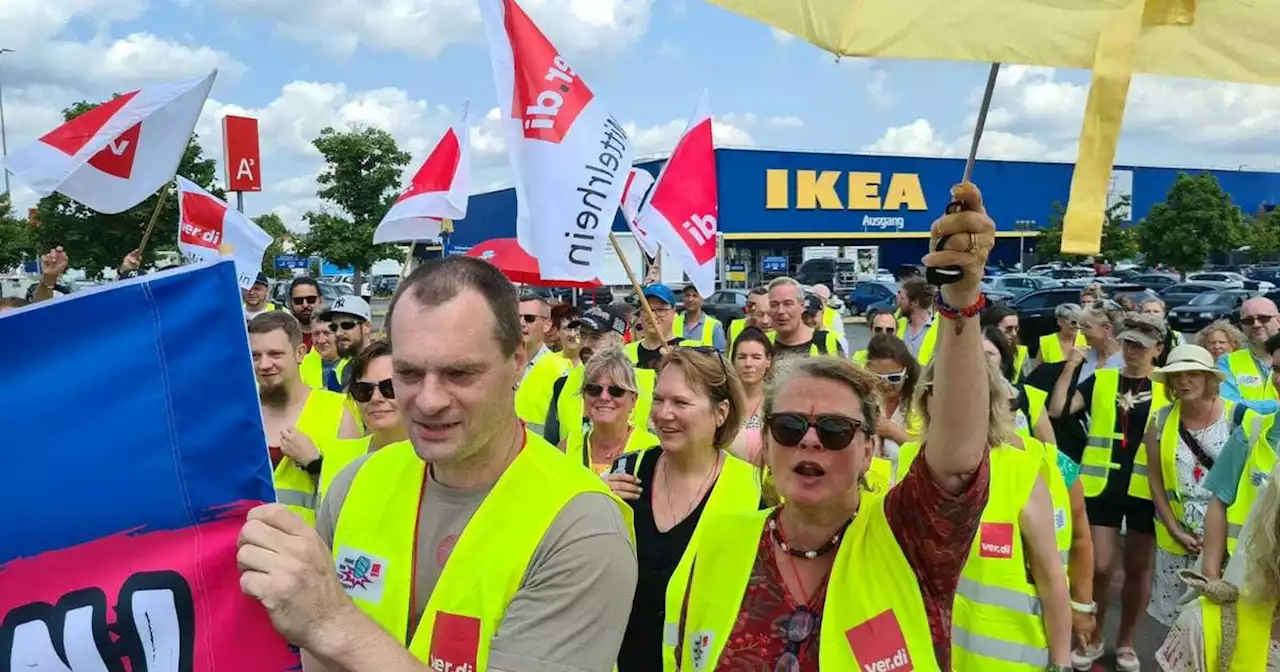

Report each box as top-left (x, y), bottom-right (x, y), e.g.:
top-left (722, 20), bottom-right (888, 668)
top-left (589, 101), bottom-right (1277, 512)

top-left (768, 507), bottom-right (854, 559)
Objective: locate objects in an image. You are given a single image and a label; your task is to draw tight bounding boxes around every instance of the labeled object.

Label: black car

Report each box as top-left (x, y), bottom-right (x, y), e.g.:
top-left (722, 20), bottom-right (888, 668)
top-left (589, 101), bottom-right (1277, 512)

top-left (1011, 288), bottom-right (1085, 348)
top-left (702, 289), bottom-right (751, 325)
top-left (1132, 273), bottom-right (1181, 291)
top-left (1158, 282), bottom-right (1232, 310)
top-left (1167, 290), bottom-right (1255, 333)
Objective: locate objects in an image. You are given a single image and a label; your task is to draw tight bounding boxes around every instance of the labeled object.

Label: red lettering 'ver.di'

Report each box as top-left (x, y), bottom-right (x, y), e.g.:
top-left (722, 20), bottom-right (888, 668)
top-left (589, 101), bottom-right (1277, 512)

top-left (427, 612), bottom-right (480, 672)
top-left (846, 609), bottom-right (914, 671)
top-left (978, 522), bottom-right (1015, 559)
top-left (502, 0), bottom-right (593, 143)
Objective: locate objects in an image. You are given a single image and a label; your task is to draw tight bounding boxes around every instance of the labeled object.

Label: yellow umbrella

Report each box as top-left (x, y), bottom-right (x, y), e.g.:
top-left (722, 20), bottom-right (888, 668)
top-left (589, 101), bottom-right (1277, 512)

top-left (707, 0), bottom-right (1279, 254)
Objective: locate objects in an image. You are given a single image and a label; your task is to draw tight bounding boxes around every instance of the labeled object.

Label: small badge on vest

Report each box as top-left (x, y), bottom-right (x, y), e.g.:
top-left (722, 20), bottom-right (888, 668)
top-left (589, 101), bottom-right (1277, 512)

top-left (1054, 508), bottom-right (1067, 531)
top-left (689, 630), bottom-right (714, 670)
top-left (429, 612), bottom-right (481, 672)
top-left (845, 609), bottom-right (914, 671)
top-left (1252, 470), bottom-right (1270, 487)
top-left (1239, 375), bottom-right (1262, 386)
top-left (979, 522), bottom-right (1015, 559)
top-left (335, 546), bottom-right (389, 604)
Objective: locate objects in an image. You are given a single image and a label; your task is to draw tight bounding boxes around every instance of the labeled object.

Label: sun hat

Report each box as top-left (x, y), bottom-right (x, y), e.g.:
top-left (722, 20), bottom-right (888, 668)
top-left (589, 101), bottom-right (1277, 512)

top-left (1152, 344), bottom-right (1227, 385)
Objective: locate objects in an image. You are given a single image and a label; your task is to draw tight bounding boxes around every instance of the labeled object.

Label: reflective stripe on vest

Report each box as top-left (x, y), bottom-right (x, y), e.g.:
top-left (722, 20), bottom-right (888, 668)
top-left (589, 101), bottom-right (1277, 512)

top-left (1228, 411), bottom-right (1277, 555)
top-left (675, 502), bottom-right (938, 671)
top-left (273, 389), bottom-right (348, 525)
top-left (897, 315), bottom-right (940, 366)
top-left (333, 434), bottom-right (634, 670)
top-left (556, 366), bottom-right (655, 451)
top-left (951, 446), bottom-right (1049, 671)
top-left (673, 312), bottom-right (721, 347)
top-left (1037, 332), bottom-right (1086, 365)
top-left (657, 452), bottom-right (762, 670)
top-left (1201, 596), bottom-right (1277, 672)
top-left (1080, 369), bottom-right (1167, 500)
top-left (1225, 349), bottom-right (1276, 401)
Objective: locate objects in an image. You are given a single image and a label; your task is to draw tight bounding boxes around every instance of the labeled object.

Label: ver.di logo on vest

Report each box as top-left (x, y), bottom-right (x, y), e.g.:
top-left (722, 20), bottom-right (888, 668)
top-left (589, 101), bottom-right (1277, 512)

top-left (335, 546), bottom-right (389, 603)
top-left (846, 609), bottom-right (914, 671)
top-left (979, 522), bottom-right (1015, 559)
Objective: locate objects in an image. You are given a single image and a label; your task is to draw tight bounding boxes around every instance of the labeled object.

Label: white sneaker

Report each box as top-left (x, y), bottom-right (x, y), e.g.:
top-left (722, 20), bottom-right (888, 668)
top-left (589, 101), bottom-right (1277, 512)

top-left (1071, 641), bottom-right (1104, 671)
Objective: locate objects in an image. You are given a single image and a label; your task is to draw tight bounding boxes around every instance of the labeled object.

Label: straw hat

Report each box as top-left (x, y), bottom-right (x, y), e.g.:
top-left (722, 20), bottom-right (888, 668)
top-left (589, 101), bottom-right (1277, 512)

top-left (1152, 344), bottom-right (1227, 385)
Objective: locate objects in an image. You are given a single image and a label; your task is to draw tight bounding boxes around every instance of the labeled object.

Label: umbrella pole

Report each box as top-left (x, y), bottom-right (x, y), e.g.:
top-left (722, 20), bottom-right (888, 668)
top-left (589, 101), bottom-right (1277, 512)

top-left (609, 232), bottom-right (667, 353)
top-left (136, 187), bottom-right (171, 258)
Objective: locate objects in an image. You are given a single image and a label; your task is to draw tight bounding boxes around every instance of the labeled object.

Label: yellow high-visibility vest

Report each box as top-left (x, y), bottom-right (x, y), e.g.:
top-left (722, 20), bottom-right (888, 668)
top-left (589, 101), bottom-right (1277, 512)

top-left (273, 389), bottom-right (349, 525)
top-left (554, 366), bottom-right (655, 451)
top-left (300, 349), bottom-right (324, 389)
top-left (1229, 411), bottom-right (1278, 555)
top-left (332, 433), bottom-right (633, 671)
top-left (1201, 596), bottom-right (1277, 671)
top-left (1013, 344), bottom-right (1029, 384)
top-left (673, 501), bottom-right (939, 671)
top-left (1079, 369), bottom-right (1168, 500)
top-left (673, 312), bottom-right (723, 347)
top-left (1154, 401), bottom-right (1235, 555)
top-left (1225, 349), bottom-right (1277, 401)
top-left (1038, 332), bottom-right (1086, 364)
top-left (728, 318), bottom-right (775, 350)
top-left (897, 315), bottom-right (940, 365)
top-left (514, 351), bottom-right (575, 435)
top-left (565, 424), bottom-right (659, 474)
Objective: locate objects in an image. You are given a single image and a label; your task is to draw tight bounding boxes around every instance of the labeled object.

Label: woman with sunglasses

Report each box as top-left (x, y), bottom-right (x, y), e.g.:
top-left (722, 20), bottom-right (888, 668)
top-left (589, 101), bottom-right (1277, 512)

top-left (563, 345), bottom-right (656, 474)
top-left (1033, 303), bottom-right (1087, 369)
top-left (603, 348), bottom-right (760, 672)
top-left (728, 326), bottom-right (774, 465)
top-left (344, 341), bottom-right (408, 452)
top-left (863, 333), bottom-right (920, 473)
top-left (673, 182), bottom-right (1000, 670)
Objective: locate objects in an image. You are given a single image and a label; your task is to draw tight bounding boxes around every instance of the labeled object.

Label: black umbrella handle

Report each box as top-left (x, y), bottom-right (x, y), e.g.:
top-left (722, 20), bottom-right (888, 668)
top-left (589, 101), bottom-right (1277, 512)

top-left (925, 199), bottom-right (966, 286)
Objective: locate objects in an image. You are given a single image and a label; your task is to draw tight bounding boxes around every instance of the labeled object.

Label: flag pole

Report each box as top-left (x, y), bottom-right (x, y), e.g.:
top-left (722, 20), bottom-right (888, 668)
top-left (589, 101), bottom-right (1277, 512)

top-left (608, 232), bottom-right (668, 354)
top-left (135, 186), bottom-right (171, 257)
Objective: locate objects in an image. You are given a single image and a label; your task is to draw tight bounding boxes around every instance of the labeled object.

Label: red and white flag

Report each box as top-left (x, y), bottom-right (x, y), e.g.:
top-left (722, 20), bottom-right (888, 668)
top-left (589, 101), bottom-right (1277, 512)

top-left (3, 72), bottom-right (216, 215)
top-left (619, 167), bottom-right (659, 257)
top-left (176, 177), bottom-right (272, 289)
top-left (478, 0), bottom-right (635, 283)
top-left (636, 90), bottom-right (719, 296)
top-left (374, 110), bottom-right (471, 244)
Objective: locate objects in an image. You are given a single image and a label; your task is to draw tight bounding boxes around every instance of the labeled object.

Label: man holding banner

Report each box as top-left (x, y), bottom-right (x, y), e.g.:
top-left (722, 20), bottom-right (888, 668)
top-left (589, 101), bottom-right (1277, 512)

top-left (238, 257), bottom-right (637, 671)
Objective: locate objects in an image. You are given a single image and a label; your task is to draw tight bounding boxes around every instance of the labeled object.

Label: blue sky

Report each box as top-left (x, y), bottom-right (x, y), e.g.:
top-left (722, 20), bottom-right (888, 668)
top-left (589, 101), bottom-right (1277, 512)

top-left (5, 0), bottom-right (1280, 230)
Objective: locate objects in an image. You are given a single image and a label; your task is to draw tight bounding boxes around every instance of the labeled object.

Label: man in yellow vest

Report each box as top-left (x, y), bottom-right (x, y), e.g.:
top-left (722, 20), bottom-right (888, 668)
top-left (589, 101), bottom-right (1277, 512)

top-left (1202, 330), bottom-right (1280, 578)
top-left (674, 284), bottom-right (726, 351)
top-left (517, 290), bottom-right (552, 387)
top-left (1217, 296), bottom-right (1280, 416)
top-left (726, 286), bottom-right (772, 349)
top-left (767, 276), bottom-right (842, 358)
top-left (243, 272), bottom-right (276, 320)
top-left (237, 256), bottom-right (637, 671)
top-left (628, 284), bottom-right (694, 369)
top-left (895, 276), bottom-right (939, 366)
top-left (809, 283), bottom-right (849, 354)
top-left (320, 295), bottom-right (373, 393)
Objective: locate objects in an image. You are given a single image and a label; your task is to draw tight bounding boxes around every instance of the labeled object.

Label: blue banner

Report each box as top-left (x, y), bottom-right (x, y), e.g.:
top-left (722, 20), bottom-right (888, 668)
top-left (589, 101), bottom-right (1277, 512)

top-left (761, 256), bottom-right (789, 274)
top-left (274, 254), bottom-right (309, 270)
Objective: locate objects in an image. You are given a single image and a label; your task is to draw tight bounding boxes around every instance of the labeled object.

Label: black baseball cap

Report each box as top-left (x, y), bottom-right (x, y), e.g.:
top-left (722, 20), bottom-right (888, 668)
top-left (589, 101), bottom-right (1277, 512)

top-left (580, 305), bottom-right (627, 336)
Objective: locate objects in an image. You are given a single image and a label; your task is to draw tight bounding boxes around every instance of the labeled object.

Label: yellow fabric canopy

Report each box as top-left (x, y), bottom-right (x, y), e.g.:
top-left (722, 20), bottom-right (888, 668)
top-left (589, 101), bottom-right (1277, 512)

top-left (708, 0), bottom-right (1280, 254)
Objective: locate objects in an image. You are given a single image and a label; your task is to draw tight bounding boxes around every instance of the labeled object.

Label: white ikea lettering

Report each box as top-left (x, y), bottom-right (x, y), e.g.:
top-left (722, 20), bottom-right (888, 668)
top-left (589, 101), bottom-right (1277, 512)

top-left (235, 158), bottom-right (255, 181)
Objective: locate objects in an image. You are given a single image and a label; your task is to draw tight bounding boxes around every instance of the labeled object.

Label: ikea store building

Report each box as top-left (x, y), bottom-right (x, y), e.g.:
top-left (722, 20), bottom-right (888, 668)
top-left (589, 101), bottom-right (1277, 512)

top-left (445, 148), bottom-right (1280, 285)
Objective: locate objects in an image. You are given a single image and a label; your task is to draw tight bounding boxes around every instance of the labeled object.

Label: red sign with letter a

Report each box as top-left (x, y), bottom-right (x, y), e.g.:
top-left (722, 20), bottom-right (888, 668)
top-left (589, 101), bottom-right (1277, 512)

top-left (846, 609), bottom-right (915, 671)
top-left (428, 612), bottom-right (481, 672)
top-left (222, 115), bottom-right (261, 192)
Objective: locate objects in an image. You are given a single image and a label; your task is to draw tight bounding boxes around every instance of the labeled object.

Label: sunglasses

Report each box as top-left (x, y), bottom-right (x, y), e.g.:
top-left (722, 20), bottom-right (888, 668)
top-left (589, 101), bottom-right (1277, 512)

top-left (692, 346), bottom-right (731, 377)
top-left (875, 371), bottom-right (907, 384)
top-left (328, 321), bottom-right (360, 332)
top-left (1242, 315), bottom-right (1276, 326)
top-left (584, 383), bottom-right (629, 398)
top-left (776, 606), bottom-right (817, 671)
top-left (560, 319), bottom-right (582, 331)
top-left (349, 378), bottom-right (395, 402)
top-left (871, 326), bottom-right (895, 334)
top-left (520, 314), bottom-right (547, 324)
top-left (292, 296), bottom-right (319, 306)
top-left (766, 412), bottom-right (866, 451)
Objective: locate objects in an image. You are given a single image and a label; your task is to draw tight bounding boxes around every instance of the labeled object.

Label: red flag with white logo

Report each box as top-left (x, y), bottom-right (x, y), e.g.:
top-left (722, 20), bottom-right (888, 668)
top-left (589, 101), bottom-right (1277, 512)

top-left (619, 167), bottom-right (659, 257)
top-left (636, 90), bottom-right (719, 296)
top-left (2, 72), bottom-right (216, 215)
top-left (478, 0), bottom-right (635, 283)
top-left (373, 110), bottom-right (471, 244)
top-left (176, 177), bottom-right (272, 289)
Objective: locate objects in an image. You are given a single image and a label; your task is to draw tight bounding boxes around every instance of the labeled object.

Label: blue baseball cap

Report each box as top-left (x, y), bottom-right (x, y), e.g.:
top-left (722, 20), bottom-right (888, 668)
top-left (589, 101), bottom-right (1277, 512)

top-left (642, 284), bottom-right (676, 307)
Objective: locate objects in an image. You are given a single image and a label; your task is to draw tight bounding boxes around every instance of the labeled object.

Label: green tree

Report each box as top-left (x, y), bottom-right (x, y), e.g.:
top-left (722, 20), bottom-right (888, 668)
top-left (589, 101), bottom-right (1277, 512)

top-left (253, 212), bottom-right (292, 279)
top-left (1244, 210), bottom-right (1280, 263)
top-left (0, 194), bottom-right (35, 270)
top-left (1135, 172), bottom-right (1245, 273)
top-left (27, 99), bottom-right (222, 277)
top-left (296, 127), bottom-right (409, 285)
top-left (1034, 196), bottom-right (1137, 263)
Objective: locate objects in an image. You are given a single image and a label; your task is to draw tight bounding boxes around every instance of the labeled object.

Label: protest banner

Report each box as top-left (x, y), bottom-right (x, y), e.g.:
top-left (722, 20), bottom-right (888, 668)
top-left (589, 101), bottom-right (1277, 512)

top-left (0, 261), bottom-right (300, 671)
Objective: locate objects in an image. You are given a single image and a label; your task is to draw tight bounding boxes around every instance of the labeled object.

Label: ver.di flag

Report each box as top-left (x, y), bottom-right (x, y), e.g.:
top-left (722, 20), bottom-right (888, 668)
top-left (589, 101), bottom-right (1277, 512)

top-left (478, 0), bottom-right (635, 283)
top-left (619, 167), bottom-right (659, 257)
top-left (374, 110), bottom-right (472, 244)
top-left (176, 176), bottom-right (273, 289)
top-left (635, 90), bottom-right (719, 296)
top-left (2, 71), bottom-right (216, 214)
top-left (0, 261), bottom-right (299, 671)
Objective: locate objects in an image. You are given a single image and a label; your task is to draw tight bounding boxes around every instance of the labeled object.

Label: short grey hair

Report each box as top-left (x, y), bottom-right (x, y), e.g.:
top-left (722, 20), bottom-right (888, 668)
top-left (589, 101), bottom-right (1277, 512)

top-left (1054, 303), bottom-right (1083, 322)
top-left (1141, 296), bottom-right (1166, 310)
top-left (767, 276), bottom-right (804, 298)
top-left (580, 345), bottom-right (638, 395)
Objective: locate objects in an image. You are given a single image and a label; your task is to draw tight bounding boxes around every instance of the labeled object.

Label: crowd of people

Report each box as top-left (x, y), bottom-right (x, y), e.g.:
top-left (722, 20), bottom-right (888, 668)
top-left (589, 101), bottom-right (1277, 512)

top-left (9, 184), bottom-right (1280, 672)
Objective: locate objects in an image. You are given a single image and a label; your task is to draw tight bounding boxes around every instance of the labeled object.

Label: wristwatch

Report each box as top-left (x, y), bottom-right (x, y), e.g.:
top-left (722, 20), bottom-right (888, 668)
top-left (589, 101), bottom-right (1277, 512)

top-left (302, 456), bottom-right (324, 475)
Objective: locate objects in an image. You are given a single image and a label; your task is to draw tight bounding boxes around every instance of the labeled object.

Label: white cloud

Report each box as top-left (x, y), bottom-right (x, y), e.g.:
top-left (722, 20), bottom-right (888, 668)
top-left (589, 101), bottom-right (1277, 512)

top-left (862, 119), bottom-right (957, 157)
top-left (214, 0), bottom-right (654, 59)
top-left (866, 69), bottom-right (894, 109)
top-left (623, 119), bottom-right (755, 156)
top-left (765, 115), bottom-right (804, 129)
top-left (769, 27), bottom-right (794, 46)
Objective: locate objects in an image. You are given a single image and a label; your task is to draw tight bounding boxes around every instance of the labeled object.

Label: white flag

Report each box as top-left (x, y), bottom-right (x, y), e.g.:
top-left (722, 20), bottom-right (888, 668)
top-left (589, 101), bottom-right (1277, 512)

top-left (3, 72), bottom-right (216, 214)
top-left (619, 167), bottom-right (659, 257)
top-left (478, 0), bottom-right (635, 282)
top-left (374, 111), bottom-right (471, 244)
top-left (176, 177), bottom-right (272, 289)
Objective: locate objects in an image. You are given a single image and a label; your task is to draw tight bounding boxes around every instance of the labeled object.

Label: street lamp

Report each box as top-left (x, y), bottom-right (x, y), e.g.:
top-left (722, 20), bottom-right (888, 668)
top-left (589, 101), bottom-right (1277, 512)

top-left (0, 48), bottom-right (12, 198)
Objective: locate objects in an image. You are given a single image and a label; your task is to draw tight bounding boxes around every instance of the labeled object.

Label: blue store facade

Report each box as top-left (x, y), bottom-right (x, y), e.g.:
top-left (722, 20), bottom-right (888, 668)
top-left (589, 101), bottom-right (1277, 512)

top-left (446, 148), bottom-right (1280, 283)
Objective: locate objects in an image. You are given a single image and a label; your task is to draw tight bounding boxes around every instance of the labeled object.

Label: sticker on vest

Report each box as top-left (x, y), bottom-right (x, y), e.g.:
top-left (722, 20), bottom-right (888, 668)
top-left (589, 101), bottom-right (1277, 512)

top-left (689, 630), bottom-right (714, 670)
top-left (1252, 470), bottom-right (1270, 488)
top-left (1239, 375), bottom-right (1262, 386)
top-left (979, 522), bottom-right (1015, 559)
top-left (1054, 507), bottom-right (1067, 531)
top-left (429, 612), bottom-right (481, 672)
top-left (845, 609), bottom-right (914, 671)
top-left (335, 546), bottom-right (389, 604)
top-left (1014, 411), bottom-right (1030, 433)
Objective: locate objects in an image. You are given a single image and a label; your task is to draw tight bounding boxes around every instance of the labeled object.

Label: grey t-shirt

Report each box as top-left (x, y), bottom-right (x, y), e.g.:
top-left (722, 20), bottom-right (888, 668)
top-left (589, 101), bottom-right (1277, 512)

top-left (316, 454), bottom-right (637, 671)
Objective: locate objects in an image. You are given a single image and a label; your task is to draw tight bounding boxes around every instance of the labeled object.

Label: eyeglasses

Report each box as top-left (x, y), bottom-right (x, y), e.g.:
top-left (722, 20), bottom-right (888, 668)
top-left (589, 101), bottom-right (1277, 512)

top-left (349, 378), bottom-right (395, 402)
top-left (765, 413), bottom-right (866, 451)
top-left (328, 321), bottom-right (360, 332)
top-left (292, 296), bottom-right (319, 306)
top-left (520, 314), bottom-right (547, 324)
top-left (1242, 315), bottom-right (1276, 326)
top-left (875, 371), bottom-right (907, 385)
top-left (775, 606), bottom-right (817, 671)
top-left (871, 326), bottom-right (895, 334)
top-left (584, 383), bottom-right (629, 398)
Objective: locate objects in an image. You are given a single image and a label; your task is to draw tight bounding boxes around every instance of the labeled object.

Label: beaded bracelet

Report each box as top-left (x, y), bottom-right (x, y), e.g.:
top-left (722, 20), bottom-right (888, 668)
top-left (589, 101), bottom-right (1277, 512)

top-left (934, 290), bottom-right (985, 319)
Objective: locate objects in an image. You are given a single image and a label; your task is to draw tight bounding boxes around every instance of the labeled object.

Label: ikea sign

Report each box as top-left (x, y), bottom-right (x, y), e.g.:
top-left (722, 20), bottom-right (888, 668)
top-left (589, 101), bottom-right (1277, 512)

top-left (765, 169), bottom-right (929, 232)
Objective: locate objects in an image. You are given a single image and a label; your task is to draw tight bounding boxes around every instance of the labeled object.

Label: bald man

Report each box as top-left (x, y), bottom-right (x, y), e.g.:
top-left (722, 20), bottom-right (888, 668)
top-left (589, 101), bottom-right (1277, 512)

top-left (1219, 296), bottom-right (1280, 415)
top-left (810, 284), bottom-right (848, 354)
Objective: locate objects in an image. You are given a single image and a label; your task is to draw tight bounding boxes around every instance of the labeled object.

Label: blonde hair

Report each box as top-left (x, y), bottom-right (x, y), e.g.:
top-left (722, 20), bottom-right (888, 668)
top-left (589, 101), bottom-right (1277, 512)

top-left (580, 345), bottom-right (638, 395)
top-left (1196, 320), bottom-right (1246, 353)
top-left (1245, 471), bottom-right (1280, 602)
top-left (1081, 301), bottom-right (1125, 335)
top-left (658, 348), bottom-right (746, 450)
top-left (914, 358), bottom-right (1014, 449)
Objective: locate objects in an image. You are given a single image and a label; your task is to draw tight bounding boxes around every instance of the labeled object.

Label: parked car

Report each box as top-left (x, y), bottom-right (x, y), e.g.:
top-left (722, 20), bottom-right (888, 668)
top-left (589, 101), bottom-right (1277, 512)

top-left (1042, 267), bottom-right (1096, 287)
top-left (1132, 273), bottom-right (1181, 291)
top-left (1010, 287), bottom-right (1085, 344)
top-left (1158, 282), bottom-right (1233, 310)
top-left (1167, 290), bottom-right (1255, 333)
top-left (795, 257), bottom-right (859, 295)
top-left (845, 281), bottom-right (898, 316)
top-left (702, 289), bottom-right (751, 324)
top-left (985, 273), bottom-right (1062, 297)
top-left (1188, 271), bottom-right (1275, 292)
